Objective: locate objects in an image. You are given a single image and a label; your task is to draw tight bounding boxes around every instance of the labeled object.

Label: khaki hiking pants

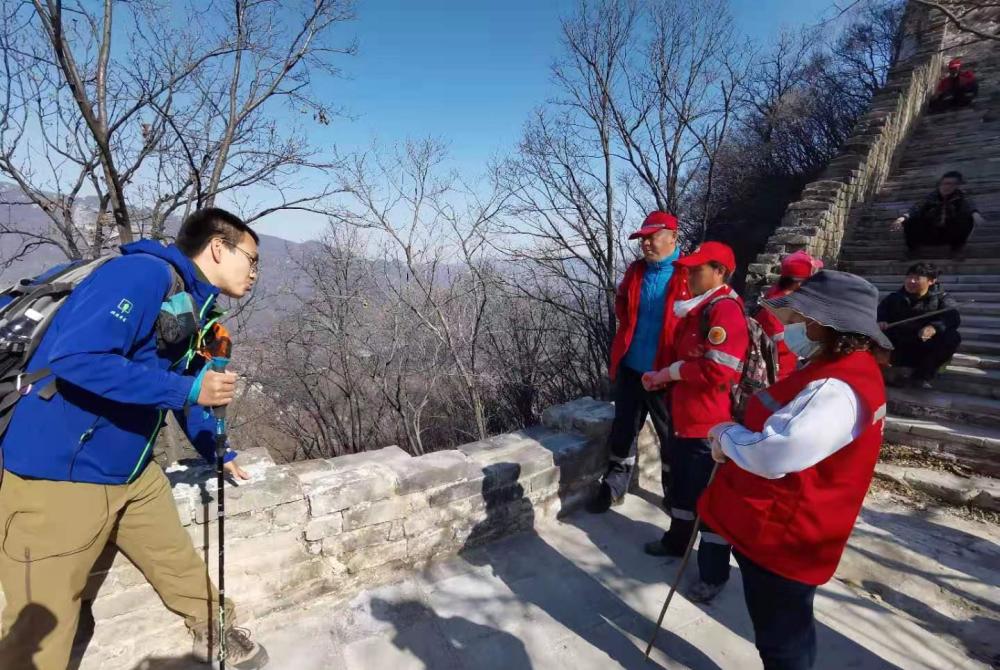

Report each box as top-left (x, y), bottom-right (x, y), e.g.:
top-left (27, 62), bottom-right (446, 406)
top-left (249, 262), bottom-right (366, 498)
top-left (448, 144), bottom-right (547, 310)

top-left (0, 463), bottom-right (232, 670)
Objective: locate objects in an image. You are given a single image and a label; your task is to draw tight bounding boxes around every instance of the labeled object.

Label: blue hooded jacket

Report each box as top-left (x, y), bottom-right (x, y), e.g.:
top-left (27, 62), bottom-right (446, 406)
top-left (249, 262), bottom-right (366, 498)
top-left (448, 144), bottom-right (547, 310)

top-left (1, 240), bottom-right (235, 485)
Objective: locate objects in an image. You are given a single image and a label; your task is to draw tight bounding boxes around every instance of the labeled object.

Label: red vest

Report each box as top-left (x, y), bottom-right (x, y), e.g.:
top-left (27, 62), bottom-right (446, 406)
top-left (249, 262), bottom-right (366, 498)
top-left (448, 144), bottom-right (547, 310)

top-left (698, 351), bottom-right (886, 585)
top-left (608, 261), bottom-right (690, 381)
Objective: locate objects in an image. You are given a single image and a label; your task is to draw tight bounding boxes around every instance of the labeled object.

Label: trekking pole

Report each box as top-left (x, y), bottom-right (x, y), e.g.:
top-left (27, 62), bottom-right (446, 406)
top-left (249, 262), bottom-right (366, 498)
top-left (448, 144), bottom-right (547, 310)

top-left (644, 461), bottom-right (721, 659)
top-left (882, 300), bottom-right (971, 331)
top-left (209, 336), bottom-right (233, 670)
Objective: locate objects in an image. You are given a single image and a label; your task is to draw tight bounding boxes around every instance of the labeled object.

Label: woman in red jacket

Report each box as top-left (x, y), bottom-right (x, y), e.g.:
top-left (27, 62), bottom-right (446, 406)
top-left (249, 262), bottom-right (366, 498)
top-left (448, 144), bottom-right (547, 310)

top-left (699, 270), bottom-right (891, 670)
top-left (753, 250), bottom-right (823, 380)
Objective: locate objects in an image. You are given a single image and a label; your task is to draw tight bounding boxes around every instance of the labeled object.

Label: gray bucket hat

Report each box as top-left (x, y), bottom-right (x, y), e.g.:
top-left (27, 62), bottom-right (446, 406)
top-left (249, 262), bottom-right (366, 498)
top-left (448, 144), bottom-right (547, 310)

top-left (762, 269), bottom-right (893, 350)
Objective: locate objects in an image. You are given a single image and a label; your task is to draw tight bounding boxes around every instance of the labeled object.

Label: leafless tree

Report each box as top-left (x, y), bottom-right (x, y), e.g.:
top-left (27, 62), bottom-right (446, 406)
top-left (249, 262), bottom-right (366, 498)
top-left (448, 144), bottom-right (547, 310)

top-left (0, 0), bottom-right (355, 266)
top-left (330, 139), bottom-right (508, 443)
top-left (497, 0), bottom-right (749, 394)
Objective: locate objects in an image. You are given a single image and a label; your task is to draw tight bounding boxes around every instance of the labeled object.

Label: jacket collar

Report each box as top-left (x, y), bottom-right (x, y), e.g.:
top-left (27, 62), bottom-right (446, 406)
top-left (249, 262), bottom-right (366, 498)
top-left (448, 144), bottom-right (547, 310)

top-left (120, 240), bottom-right (220, 315)
top-left (673, 284), bottom-right (735, 318)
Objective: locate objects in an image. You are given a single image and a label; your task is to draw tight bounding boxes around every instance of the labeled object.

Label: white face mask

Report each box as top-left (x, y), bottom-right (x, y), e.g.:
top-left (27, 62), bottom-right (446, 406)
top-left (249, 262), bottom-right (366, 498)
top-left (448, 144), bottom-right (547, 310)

top-left (783, 322), bottom-right (822, 359)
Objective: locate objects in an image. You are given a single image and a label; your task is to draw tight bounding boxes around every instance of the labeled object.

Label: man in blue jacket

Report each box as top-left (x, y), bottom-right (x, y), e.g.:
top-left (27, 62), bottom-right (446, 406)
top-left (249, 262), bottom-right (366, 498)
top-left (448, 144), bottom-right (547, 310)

top-left (0, 208), bottom-right (268, 669)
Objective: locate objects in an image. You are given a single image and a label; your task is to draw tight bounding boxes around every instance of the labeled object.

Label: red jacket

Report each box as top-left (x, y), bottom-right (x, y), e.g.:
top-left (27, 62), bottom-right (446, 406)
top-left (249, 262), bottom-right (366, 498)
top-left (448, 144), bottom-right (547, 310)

top-left (669, 285), bottom-right (749, 438)
top-left (608, 260), bottom-right (690, 381)
top-left (936, 69), bottom-right (977, 95)
top-left (754, 286), bottom-right (798, 380)
top-left (698, 351), bottom-right (887, 585)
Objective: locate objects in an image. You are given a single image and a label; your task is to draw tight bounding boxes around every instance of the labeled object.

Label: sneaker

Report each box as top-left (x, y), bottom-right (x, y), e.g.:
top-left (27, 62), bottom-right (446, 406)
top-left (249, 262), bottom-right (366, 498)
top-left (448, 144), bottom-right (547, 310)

top-left (643, 539), bottom-right (685, 558)
top-left (192, 625), bottom-right (269, 669)
top-left (688, 580), bottom-right (726, 603)
top-left (585, 482), bottom-right (623, 514)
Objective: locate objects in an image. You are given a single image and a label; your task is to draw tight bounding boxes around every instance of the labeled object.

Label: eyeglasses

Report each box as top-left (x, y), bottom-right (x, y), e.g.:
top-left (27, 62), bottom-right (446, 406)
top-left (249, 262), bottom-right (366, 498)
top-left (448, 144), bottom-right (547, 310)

top-left (220, 239), bottom-right (259, 274)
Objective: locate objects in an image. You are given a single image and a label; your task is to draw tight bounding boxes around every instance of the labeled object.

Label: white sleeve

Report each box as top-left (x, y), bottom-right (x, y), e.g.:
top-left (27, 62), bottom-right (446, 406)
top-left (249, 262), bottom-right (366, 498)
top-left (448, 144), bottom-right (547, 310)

top-left (717, 379), bottom-right (863, 479)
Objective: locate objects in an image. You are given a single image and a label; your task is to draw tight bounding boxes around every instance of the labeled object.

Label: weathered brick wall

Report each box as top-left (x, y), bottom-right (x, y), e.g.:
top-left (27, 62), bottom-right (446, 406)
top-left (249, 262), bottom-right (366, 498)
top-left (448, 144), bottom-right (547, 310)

top-left (745, 1), bottom-right (948, 292)
top-left (0, 398), bottom-right (658, 668)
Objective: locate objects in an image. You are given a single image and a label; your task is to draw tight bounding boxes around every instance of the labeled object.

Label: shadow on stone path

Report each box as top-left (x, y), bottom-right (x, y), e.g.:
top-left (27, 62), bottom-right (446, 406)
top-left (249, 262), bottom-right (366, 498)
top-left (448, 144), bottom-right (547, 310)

top-left (458, 464), bottom-right (719, 670)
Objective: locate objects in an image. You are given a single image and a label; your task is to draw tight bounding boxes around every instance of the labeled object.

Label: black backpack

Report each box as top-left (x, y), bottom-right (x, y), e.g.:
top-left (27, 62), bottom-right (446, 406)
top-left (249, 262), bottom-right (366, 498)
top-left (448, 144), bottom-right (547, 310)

top-left (700, 295), bottom-right (779, 422)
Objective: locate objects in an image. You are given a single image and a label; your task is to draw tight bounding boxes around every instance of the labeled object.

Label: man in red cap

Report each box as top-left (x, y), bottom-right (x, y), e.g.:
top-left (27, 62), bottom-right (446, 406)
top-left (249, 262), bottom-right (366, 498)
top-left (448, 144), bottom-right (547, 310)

top-left (754, 250), bottom-right (824, 380)
top-left (930, 58), bottom-right (978, 112)
top-left (640, 241), bottom-right (748, 603)
top-left (587, 211), bottom-right (690, 513)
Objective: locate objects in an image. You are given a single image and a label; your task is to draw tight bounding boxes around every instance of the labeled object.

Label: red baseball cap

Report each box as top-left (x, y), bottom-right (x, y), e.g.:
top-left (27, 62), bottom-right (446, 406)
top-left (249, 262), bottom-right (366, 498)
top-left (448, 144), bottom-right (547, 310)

top-left (629, 211), bottom-right (678, 239)
top-left (948, 58), bottom-right (962, 70)
top-left (675, 241), bottom-right (736, 274)
top-left (779, 250), bottom-right (824, 280)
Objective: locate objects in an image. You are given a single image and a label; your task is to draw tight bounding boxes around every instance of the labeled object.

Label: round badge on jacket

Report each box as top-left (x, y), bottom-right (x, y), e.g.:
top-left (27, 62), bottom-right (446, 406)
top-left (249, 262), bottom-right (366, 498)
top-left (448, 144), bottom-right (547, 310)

top-left (708, 326), bottom-right (727, 345)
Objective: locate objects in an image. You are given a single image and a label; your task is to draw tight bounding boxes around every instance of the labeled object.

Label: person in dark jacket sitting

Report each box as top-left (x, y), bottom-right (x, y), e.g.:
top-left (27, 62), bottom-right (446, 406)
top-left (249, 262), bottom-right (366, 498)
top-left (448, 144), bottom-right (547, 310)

top-left (877, 262), bottom-right (961, 389)
top-left (891, 171), bottom-right (986, 258)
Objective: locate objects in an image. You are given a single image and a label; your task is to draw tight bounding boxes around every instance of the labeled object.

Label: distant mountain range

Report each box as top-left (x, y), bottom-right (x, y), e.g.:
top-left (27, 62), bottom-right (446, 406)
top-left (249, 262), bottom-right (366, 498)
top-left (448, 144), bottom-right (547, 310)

top-left (0, 182), bottom-right (318, 333)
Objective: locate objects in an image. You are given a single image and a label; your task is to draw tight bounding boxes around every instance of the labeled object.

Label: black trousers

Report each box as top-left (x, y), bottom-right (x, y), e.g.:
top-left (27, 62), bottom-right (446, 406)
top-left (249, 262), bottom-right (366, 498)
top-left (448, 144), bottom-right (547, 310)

top-left (735, 550), bottom-right (818, 670)
top-left (903, 214), bottom-right (974, 250)
top-left (662, 436), bottom-right (731, 585)
top-left (929, 90), bottom-right (976, 113)
top-left (889, 328), bottom-right (961, 380)
top-left (603, 366), bottom-right (671, 501)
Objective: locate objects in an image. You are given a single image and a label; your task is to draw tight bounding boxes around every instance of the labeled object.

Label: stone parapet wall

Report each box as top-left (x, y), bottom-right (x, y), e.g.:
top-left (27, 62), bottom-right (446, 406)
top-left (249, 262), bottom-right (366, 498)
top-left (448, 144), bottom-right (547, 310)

top-left (745, 1), bottom-right (948, 292)
top-left (0, 398), bottom-right (657, 668)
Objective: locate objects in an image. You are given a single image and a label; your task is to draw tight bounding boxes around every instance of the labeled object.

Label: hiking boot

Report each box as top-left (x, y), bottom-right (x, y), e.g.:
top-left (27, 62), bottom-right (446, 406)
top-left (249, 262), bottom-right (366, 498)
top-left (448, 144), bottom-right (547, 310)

top-left (192, 625), bottom-right (269, 669)
top-left (688, 580), bottom-right (726, 603)
top-left (643, 539), bottom-right (685, 558)
top-left (585, 482), bottom-right (623, 514)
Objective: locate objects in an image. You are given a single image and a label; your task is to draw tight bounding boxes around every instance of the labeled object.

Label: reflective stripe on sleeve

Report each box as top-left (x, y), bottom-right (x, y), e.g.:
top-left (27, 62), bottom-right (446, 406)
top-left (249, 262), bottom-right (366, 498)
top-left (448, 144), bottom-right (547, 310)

top-left (705, 349), bottom-right (744, 372)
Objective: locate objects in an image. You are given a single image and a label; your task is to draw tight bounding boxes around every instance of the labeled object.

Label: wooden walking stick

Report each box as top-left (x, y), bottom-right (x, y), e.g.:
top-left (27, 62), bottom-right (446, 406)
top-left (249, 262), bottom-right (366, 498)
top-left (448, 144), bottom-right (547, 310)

top-left (644, 461), bottom-right (721, 659)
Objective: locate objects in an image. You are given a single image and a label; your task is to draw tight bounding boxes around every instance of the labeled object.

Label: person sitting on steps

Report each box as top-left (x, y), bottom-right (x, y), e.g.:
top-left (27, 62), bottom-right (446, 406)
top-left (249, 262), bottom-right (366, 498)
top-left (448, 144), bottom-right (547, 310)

top-left (877, 262), bottom-right (961, 390)
top-left (891, 171), bottom-right (986, 259)
top-left (928, 58), bottom-right (978, 113)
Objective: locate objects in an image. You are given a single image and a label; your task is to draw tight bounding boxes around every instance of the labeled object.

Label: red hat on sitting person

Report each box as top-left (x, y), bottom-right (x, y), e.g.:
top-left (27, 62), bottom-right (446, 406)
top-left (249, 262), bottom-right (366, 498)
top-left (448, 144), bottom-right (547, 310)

top-left (948, 58), bottom-right (962, 71)
top-left (675, 241), bottom-right (736, 274)
top-left (629, 211), bottom-right (678, 239)
top-left (779, 250), bottom-right (824, 280)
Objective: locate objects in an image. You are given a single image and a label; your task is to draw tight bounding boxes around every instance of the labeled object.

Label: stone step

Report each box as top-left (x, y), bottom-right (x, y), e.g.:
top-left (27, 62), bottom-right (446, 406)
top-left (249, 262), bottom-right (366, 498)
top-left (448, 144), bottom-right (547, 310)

top-left (934, 365), bottom-right (1000, 399)
top-left (960, 338), bottom-right (1000, 356)
top-left (840, 258), bottom-right (1000, 275)
top-left (864, 274), bottom-right (1000, 285)
top-left (887, 387), bottom-right (1000, 428)
top-left (841, 244), bottom-right (1000, 260)
top-left (953, 352), bottom-right (1000, 370)
top-left (883, 415), bottom-right (1000, 478)
top-left (873, 463), bottom-right (1000, 512)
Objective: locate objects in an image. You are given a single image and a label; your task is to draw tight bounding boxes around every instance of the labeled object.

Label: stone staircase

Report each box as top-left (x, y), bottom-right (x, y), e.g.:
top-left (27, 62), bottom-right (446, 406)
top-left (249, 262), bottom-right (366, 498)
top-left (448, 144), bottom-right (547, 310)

top-left (838, 40), bottom-right (1000, 477)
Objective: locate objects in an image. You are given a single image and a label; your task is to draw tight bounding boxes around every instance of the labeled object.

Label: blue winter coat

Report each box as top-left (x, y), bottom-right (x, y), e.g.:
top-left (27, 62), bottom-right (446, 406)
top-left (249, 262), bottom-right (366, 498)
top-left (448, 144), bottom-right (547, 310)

top-left (1, 240), bottom-right (235, 484)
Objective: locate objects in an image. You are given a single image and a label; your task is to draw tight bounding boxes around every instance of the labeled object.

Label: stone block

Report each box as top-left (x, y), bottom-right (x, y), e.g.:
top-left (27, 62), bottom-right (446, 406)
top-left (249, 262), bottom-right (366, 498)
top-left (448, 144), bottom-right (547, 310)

top-left (345, 539), bottom-right (408, 573)
top-left (306, 513), bottom-right (345, 541)
top-left (323, 522), bottom-right (392, 556)
top-left (217, 470), bottom-right (303, 520)
top-left (343, 492), bottom-right (429, 531)
top-left (326, 446), bottom-right (411, 471)
top-left (225, 530), bottom-right (309, 574)
top-left (306, 464), bottom-right (396, 516)
top-left (427, 477), bottom-right (486, 507)
top-left (527, 466), bottom-right (561, 494)
top-left (406, 528), bottom-right (454, 559)
top-left (387, 450), bottom-right (476, 494)
top-left (188, 509), bottom-right (273, 551)
top-left (272, 498), bottom-right (310, 528)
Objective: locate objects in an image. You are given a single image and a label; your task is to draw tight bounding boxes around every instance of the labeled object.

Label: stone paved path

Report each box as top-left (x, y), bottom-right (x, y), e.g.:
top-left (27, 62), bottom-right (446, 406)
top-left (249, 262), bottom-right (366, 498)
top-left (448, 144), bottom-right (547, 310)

top-left (136, 490), bottom-right (996, 670)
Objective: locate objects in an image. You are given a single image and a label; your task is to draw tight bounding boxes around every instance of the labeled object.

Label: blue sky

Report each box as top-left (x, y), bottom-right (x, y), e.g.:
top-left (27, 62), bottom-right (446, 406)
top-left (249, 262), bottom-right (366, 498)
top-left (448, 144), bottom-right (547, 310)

top-left (253, 0), bottom-right (839, 242)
